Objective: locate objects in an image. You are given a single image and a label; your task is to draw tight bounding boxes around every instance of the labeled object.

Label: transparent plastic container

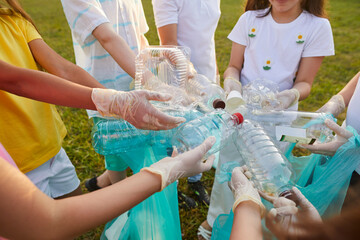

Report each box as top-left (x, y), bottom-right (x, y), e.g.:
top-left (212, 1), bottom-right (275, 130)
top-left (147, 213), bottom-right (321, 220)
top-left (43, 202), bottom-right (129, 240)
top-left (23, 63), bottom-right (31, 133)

top-left (242, 80), bottom-right (279, 110)
top-left (171, 110), bottom-right (243, 157)
top-left (247, 109), bottom-right (335, 144)
top-left (186, 74), bottom-right (226, 111)
top-left (92, 102), bottom-right (203, 155)
top-left (234, 118), bottom-right (296, 197)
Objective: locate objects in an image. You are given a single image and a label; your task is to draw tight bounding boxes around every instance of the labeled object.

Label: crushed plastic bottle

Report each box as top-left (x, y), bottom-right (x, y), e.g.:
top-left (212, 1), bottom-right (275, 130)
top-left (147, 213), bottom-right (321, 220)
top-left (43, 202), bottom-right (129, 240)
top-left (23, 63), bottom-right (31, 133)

top-left (171, 110), bottom-right (243, 157)
top-left (234, 117), bottom-right (296, 197)
top-left (242, 80), bottom-right (280, 110)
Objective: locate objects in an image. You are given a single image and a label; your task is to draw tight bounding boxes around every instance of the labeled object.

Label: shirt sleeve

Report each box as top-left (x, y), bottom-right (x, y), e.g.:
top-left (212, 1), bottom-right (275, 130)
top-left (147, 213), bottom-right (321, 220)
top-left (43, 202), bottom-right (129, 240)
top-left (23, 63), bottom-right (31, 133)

top-left (23, 20), bottom-right (42, 43)
top-left (137, 1), bottom-right (149, 34)
top-left (61, 0), bottom-right (109, 44)
top-left (227, 12), bottom-right (249, 46)
top-left (152, 0), bottom-right (179, 28)
top-left (302, 18), bottom-right (335, 57)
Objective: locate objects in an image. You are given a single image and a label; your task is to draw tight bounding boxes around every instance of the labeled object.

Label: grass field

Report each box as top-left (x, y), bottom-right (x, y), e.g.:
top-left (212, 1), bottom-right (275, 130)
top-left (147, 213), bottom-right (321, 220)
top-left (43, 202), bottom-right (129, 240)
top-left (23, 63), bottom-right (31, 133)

top-left (19, 0), bottom-right (360, 239)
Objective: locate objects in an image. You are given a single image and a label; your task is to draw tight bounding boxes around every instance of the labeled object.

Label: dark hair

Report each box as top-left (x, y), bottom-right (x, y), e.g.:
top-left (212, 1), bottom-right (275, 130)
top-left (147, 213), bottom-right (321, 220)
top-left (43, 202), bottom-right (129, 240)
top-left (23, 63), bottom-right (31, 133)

top-left (245, 0), bottom-right (328, 18)
top-left (0, 0), bottom-right (38, 31)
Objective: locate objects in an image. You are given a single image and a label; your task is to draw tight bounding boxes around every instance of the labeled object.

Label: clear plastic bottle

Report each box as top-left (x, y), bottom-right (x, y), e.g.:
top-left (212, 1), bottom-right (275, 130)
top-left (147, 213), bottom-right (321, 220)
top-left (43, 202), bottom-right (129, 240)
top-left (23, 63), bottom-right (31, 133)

top-left (234, 117), bottom-right (296, 197)
top-left (92, 102), bottom-right (203, 155)
top-left (186, 74), bottom-right (226, 111)
top-left (247, 109), bottom-right (335, 144)
top-left (171, 110), bottom-right (243, 157)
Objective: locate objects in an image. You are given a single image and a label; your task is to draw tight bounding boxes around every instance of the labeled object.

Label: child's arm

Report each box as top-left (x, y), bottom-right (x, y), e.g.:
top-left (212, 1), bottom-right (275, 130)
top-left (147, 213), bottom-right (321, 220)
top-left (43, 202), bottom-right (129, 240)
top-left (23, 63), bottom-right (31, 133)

top-left (0, 138), bottom-right (214, 239)
top-left (223, 42), bottom-right (245, 94)
top-left (28, 39), bottom-right (104, 89)
top-left (157, 23), bottom-right (178, 45)
top-left (0, 60), bottom-right (96, 110)
top-left (92, 23), bottom-right (137, 78)
top-left (293, 56), bottom-right (325, 100)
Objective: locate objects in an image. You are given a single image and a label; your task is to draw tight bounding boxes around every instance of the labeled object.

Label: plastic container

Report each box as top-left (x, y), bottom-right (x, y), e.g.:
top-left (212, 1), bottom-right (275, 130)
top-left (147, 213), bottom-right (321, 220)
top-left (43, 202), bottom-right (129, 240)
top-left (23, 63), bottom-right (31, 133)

top-left (234, 118), bottom-right (296, 197)
top-left (92, 102), bottom-right (204, 155)
top-left (171, 110), bottom-right (243, 157)
top-left (186, 74), bottom-right (226, 111)
top-left (247, 109), bottom-right (335, 144)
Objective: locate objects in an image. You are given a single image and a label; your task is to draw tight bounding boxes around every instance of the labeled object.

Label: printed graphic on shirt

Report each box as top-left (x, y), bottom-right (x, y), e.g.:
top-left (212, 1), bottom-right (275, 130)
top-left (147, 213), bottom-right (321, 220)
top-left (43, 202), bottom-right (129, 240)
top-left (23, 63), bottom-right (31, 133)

top-left (263, 59), bottom-right (272, 70)
top-left (296, 34), bottom-right (305, 44)
top-left (248, 27), bottom-right (256, 37)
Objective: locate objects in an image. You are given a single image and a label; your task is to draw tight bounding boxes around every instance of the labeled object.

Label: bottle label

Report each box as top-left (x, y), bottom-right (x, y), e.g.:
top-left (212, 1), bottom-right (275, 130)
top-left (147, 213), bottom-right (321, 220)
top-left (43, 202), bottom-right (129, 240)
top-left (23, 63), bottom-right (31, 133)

top-left (275, 126), bottom-right (316, 144)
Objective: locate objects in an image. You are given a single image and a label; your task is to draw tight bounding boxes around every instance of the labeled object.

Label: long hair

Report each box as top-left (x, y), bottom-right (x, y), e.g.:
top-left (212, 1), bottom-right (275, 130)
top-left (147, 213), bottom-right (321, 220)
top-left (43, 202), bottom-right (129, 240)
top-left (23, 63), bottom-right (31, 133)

top-left (0, 0), bottom-right (38, 30)
top-left (245, 0), bottom-right (328, 18)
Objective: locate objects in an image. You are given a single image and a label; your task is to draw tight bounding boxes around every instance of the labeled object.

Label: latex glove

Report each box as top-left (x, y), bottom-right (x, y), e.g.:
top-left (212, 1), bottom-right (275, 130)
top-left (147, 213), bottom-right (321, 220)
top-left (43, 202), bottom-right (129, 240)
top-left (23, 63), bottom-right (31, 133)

top-left (91, 88), bottom-right (185, 130)
top-left (274, 88), bottom-right (300, 110)
top-left (141, 136), bottom-right (216, 191)
top-left (229, 166), bottom-right (266, 217)
top-left (265, 187), bottom-right (322, 239)
top-left (316, 95), bottom-right (346, 117)
top-left (224, 77), bottom-right (242, 95)
top-left (301, 119), bottom-right (353, 156)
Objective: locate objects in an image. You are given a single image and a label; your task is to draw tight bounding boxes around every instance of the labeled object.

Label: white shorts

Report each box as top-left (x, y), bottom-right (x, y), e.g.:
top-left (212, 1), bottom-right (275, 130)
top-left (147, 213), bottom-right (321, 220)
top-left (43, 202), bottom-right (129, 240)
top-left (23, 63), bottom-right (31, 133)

top-left (25, 147), bottom-right (80, 198)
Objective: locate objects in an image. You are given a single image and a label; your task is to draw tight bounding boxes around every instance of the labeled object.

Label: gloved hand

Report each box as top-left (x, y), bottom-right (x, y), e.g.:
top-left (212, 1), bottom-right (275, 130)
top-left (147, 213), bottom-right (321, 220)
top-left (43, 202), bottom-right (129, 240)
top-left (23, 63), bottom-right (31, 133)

top-left (141, 137), bottom-right (216, 191)
top-left (91, 88), bottom-right (185, 130)
top-left (264, 187), bottom-right (322, 239)
top-left (224, 77), bottom-right (242, 95)
top-left (229, 166), bottom-right (266, 217)
top-left (316, 95), bottom-right (346, 117)
top-left (301, 119), bottom-right (353, 156)
top-left (274, 88), bottom-right (300, 110)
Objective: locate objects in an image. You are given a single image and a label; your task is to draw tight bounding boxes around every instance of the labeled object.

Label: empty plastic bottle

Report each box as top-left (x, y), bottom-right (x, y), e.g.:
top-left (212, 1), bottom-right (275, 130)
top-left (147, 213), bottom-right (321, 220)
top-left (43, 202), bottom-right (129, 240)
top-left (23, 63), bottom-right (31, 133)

top-left (187, 74), bottom-right (226, 111)
top-left (171, 110), bottom-right (243, 157)
top-left (234, 117), bottom-right (296, 197)
top-left (92, 102), bottom-right (203, 155)
top-left (247, 109), bottom-right (335, 144)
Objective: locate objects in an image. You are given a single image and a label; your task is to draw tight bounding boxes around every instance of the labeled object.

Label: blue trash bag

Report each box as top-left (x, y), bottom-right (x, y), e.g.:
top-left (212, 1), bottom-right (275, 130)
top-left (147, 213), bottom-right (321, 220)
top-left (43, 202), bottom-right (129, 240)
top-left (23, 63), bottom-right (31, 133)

top-left (101, 145), bottom-right (182, 240)
top-left (212, 126), bottom-right (360, 239)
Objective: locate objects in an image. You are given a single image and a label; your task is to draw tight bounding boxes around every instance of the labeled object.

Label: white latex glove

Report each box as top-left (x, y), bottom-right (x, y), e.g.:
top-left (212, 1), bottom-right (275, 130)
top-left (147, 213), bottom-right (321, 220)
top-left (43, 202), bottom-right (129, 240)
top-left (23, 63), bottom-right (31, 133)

top-left (301, 119), bottom-right (353, 156)
top-left (91, 88), bottom-right (185, 130)
top-left (265, 187), bottom-right (322, 239)
top-left (224, 77), bottom-right (242, 95)
top-left (141, 136), bottom-right (216, 191)
top-left (316, 95), bottom-right (346, 117)
top-left (229, 166), bottom-right (266, 217)
top-left (274, 88), bottom-right (300, 110)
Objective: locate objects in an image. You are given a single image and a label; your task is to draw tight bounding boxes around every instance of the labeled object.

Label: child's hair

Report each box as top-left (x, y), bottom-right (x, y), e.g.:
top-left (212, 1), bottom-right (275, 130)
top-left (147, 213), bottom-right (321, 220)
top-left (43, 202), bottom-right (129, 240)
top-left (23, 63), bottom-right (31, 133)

top-left (245, 0), bottom-right (328, 18)
top-left (0, 0), bottom-right (38, 31)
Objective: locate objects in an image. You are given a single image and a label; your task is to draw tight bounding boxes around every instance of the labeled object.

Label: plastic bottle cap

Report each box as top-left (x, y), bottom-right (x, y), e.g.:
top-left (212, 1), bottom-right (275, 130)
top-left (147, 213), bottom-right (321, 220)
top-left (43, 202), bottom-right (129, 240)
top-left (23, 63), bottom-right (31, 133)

top-left (232, 113), bottom-right (244, 125)
top-left (212, 99), bottom-right (226, 109)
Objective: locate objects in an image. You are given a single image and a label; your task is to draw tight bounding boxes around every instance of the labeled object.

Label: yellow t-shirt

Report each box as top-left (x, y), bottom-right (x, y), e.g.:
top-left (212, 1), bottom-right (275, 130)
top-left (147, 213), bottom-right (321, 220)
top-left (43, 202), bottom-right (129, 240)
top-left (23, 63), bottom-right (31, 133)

top-left (0, 9), bottom-right (67, 173)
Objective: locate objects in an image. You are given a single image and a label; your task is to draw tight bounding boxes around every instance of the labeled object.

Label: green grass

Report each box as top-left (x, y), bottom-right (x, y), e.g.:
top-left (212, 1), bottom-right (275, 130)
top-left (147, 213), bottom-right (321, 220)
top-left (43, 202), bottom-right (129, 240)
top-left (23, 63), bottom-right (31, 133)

top-left (19, 0), bottom-right (360, 239)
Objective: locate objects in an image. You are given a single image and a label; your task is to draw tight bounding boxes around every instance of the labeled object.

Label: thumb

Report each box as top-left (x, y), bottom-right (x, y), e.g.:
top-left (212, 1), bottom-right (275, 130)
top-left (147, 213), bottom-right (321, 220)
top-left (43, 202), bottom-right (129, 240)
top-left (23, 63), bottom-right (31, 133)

top-left (201, 154), bottom-right (215, 172)
top-left (292, 187), bottom-right (312, 209)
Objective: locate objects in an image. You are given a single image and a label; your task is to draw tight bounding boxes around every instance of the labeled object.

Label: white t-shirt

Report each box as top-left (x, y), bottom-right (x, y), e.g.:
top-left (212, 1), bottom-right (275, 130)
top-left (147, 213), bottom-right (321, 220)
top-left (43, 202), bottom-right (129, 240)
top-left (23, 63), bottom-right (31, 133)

top-left (347, 76), bottom-right (360, 133)
top-left (61, 0), bottom-right (149, 117)
top-left (152, 0), bottom-right (221, 83)
top-left (228, 9), bottom-right (335, 91)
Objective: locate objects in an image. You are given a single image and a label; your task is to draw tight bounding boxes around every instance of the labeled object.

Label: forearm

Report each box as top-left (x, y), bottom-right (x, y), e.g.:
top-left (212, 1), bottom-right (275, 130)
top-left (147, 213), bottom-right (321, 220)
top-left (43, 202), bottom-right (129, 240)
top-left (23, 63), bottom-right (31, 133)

top-left (230, 201), bottom-right (262, 240)
top-left (0, 61), bottom-right (96, 110)
top-left (338, 71), bottom-right (360, 106)
top-left (224, 66), bottom-right (240, 81)
top-left (157, 24), bottom-right (178, 46)
top-left (93, 23), bottom-right (137, 78)
top-left (53, 171), bottom-right (161, 238)
top-left (0, 157), bottom-right (161, 239)
top-left (292, 80), bottom-right (312, 101)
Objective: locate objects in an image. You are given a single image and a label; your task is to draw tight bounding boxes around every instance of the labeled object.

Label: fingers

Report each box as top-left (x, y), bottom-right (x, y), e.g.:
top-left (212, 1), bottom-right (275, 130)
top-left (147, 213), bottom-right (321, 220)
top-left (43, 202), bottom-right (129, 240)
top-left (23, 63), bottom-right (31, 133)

top-left (184, 136), bottom-right (216, 159)
top-left (259, 190), bottom-right (276, 203)
top-left (300, 141), bottom-right (338, 156)
top-left (201, 154), bottom-right (215, 172)
top-left (265, 210), bottom-right (284, 237)
top-left (144, 90), bottom-right (172, 102)
top-left (171, 146), bottom-right (179, 157)
top-left (325, 119), bottom-right (353, 139)
top-left (291, 187), bottom-right (312, 209)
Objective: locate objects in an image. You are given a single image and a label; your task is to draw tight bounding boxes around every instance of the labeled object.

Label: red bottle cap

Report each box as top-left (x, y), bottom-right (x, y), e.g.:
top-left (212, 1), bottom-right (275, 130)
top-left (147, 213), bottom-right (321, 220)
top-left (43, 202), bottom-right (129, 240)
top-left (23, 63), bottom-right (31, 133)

top-left (232, 113), bottom-right (244, 125)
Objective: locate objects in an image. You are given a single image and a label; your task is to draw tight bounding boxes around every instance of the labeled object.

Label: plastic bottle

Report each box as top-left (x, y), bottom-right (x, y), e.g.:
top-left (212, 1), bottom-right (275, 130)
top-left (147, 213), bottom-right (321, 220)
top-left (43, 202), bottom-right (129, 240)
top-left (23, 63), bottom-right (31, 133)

top-left (186, 74), bottom-right (226, 111)
top-left (247, 109), bottom-right (335, 144)
top-left (234, 117), bottom-right (296, 197)
top-left (92, 102), bottom-right (204, 155)
top-left (171, 110), bottom-right (243, 157)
